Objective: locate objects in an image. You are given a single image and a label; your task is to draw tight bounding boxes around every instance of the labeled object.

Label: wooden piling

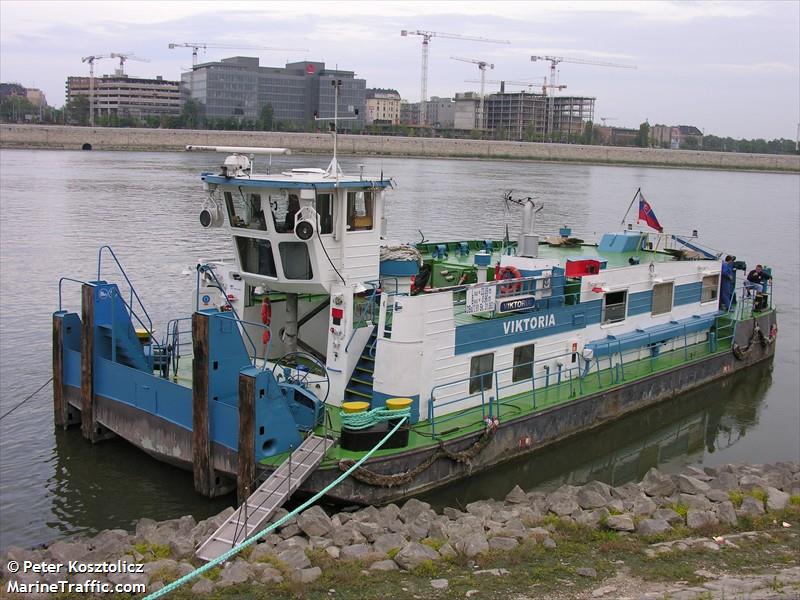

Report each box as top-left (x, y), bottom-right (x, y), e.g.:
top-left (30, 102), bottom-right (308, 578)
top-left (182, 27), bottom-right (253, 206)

top-left (237, 371), bottom-right (256, 505)
top-left (52, 314), bottom-right (67, 428)
top-left (192, 312), bottom-right (214, 496)
top-left (80, 284), bottom-right (95, 441)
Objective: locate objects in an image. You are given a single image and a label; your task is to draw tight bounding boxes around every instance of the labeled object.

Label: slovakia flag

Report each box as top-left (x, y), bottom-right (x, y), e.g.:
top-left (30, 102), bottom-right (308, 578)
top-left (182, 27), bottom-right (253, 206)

top-left (638, 193), bottom-right (663, 233)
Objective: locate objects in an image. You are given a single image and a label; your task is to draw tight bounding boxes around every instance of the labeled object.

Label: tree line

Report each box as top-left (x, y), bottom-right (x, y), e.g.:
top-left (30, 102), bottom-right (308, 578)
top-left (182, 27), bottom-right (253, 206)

top-left (2, 96), bottom-right (797, 155)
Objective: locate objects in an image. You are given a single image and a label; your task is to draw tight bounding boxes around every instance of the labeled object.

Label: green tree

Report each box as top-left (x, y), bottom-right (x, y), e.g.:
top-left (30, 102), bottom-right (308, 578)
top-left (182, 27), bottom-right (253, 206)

top-left (257, 103), bottom-right (274, 131)
top-left (581, 121), bottom-right (595, 145)
top-left (681, 137), bottom-right (700, 150)
top-left (0, 96), bottom-right (36, 122)
top-left (65, 95), bottom-right (90, 125)
top-left (180, 98), bottom-right (202, 129)
top-left (636, 121), bottom-right (651, 147)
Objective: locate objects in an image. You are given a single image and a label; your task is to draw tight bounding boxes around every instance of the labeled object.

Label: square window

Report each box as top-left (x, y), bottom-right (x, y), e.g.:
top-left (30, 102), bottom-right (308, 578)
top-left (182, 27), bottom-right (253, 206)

top-left (603, 290), bottom-right (628, 324)
top-left (652, 282), bottom-right (674, 316)
top-left (512, 344), bottom-right (535, 382)
top-left (469, 353), bottom-right (494, 394)
top-left (701, 275), bottom-right (718, 303)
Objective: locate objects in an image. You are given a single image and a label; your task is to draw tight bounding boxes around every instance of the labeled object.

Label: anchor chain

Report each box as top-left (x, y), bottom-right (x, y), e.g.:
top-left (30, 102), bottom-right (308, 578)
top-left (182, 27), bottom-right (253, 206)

top-left (338, 423), bottom-right (497, 488)
top-left (732, 321), bottom-right (777, 360)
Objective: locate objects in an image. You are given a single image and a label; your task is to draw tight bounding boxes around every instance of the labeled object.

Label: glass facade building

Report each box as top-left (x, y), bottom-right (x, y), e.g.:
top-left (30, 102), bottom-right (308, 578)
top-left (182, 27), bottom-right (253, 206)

top-left (182, 57), bottom-right (365, 128)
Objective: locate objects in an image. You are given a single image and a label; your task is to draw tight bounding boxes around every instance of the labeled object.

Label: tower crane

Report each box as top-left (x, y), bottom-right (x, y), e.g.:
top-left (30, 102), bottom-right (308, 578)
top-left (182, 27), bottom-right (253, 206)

top-left (599, 117), bottom-right (618, 126)
top-left (401, 29), bottom-right (509, 126)
top-left (81, 54), bottom-right (110, 127)
top-left (168, 42), bottom-right (309, 67)
top-left (465, 78), bottom-right (567, 95)
top-left (530, 55), bottom-right (635, 141)
top-left (109, 52), bottom-right (149, 76)
top-left (451, 57), bottom-right (494, 130)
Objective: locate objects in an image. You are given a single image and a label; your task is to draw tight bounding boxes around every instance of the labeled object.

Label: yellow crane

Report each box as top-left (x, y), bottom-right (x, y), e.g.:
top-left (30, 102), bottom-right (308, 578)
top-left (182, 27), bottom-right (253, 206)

top-left (401, 29), bottom-right (509, 126)
top-left (168, 42), bottom-right (309, 67)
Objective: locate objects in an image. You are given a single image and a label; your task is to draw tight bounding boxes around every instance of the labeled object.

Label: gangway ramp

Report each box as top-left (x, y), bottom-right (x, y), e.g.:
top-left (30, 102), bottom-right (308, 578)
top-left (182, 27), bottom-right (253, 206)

top-left (196, 434), bottom-right (333, 562)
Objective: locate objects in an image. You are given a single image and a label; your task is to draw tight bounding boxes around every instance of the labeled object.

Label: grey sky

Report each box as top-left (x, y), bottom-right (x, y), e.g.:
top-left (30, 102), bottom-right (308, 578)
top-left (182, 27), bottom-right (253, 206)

top-left (1, 0), bottom-right (797, 139)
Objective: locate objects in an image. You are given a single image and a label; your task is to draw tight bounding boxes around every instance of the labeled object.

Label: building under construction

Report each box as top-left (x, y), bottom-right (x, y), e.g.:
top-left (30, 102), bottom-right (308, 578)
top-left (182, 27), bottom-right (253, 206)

top-left (484, 90), bottom-right (595, 141)
top-left (66, 75), bottom-right (181, 120)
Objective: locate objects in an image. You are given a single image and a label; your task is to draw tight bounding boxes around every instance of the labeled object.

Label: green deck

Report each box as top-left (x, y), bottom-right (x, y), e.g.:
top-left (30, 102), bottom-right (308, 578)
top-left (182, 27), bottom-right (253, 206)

top-left (258, 310), bottom-right (756, 470)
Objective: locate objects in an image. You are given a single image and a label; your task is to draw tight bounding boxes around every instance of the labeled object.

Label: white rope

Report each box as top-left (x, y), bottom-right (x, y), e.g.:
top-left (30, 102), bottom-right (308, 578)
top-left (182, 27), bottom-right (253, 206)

top-left (380, 245), bottom-right (423, 265)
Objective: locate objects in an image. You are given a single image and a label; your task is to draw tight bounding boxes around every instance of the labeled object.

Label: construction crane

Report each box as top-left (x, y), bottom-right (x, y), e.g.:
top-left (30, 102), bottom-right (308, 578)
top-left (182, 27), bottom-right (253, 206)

top-left (466, 78), bottom-right (567, 95)
top-left (109, 52), bottom-right (149, 76)
top-left (451, 57), bottom-right (494, 130)
top-left (81, 54), bottom-right (110, 127)
top-left (401, 29), bottom-right (509, 126)
top-left (599, 117), bottom-right (618, 126)
top-left (168, 42), bottom-right (310, 67)
top-left (530, 56), bottom-right (635, 141)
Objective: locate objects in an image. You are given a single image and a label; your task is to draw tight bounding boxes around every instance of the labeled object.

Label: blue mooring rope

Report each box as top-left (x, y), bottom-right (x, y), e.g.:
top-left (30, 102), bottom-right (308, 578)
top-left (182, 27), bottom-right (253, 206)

top-left (143, 416), bottom-right (408, 599)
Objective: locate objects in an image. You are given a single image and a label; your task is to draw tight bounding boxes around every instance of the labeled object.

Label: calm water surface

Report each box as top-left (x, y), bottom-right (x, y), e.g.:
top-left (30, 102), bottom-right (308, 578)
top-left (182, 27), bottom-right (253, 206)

top-left (0, 149), bottom-right (798, 549)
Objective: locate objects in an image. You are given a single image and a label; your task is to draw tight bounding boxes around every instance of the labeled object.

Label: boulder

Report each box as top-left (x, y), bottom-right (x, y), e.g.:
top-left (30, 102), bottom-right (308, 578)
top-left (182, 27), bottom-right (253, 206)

top-left (740, 496), bottom-right (765, 516)
top-left (340, 543), bottom-right (372, 561)
top-left (278, 523), bottom-right (302, 539)
top-left (325, 546), bottom-right (340, 559)
top-left (277, 546), bottom-right (311, 570)
top-left (576, 508), bottom-right (610, 530)
top-left (677, 474), bottom-right (711, 495)
top-left (191, 578), bottom-right (214, 595)
top-left (355, 519), bottom-right (384, 541)
top-left (297, 505), bottom-right (333, 537)
top-left (632, 495), bottom-right (657, 517)
top-left (505, 485), bottom-right (528, 504)
top-left (292, 566), bottom-right (322, 584)
top-left (373, 533), bottom-right (407, 556)
top-left (577, 489), bottom-right (608, 510)
top-left (353, 505), bottom-right (381, 523)
top-left (605, 515), bottom-right (635, 532)
top-left (709, 471), bottom-right (739, 492)
top-left (606, 498), bottom-right (625, 514)
top-left (636, 519), bottom-right (672, 536)
top-left (679, 493), bottom-right (712, 511)
top-left (47, 540), bottom-right (89, 565)
top-left (275, 536), bottom-right (308, 553)
top-left (548, 495), bottom-right (579, 516)
top-left (393, 542), bottom-right (440, 570)
top-left (399, 498), bottom-right (431, 523)
top-left (766, 486), bottom-right (790, 511)
top-left (682, 466), bottom-right (712, 481)
top-left (443, 507), bottom-right (465, 520)
top-left (641, 468), bottom-right (677, 497)
top-left (686, 510), bottom-right (718, 530)
top-left (437, 542), bottom-right (456, 559)
top-left (576, 567), bottom-right (597, 578)
top-left (259, 566), bottom-right (284, 584)
top-left (652, 508), bottom-right (684, 525)
top-left (370, 559), bottom-right (399, 571)
top-left (216, 559), bottom-right (251, 587)
top-left (488, 536), bottom-right (519, 551)
top-left (456, 532), bottom-right (489, 557)
top-left (739, 475), bottom-right (769, 491)
top-left (705, 488), bottom-right (730, 503)
top-left (431, 578), bottom-right (449, 590)
top-left (168, 537), bottom-right (195, 559)
top-left (714, 501), bottom-right (738, 526)
top-left (379, 503), bottom-right (401, 525)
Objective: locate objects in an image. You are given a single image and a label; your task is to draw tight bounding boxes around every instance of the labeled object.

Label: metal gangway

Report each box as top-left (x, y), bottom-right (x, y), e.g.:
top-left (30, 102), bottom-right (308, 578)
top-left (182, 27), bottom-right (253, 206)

top-left (196, 434), bottom-right (333, 562)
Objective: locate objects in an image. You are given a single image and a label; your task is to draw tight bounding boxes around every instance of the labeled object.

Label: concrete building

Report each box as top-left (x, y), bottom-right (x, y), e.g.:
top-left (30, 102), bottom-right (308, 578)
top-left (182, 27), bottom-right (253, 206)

top-left (182, 57), bottom-right (366, 128)
top-left (66, 74), bottom-right (180, 120)
top-left (365, 89), bottom-right (401, 125)
top-left (399, 96), bottom-right (455, 127)
top-left (454, 92), bottom-right (481, 130)
top-left (651, 124), bottom-right (703, 149)
top-left (0, 83), bottom-right (26, 100)
top-left (25, 88), bottom-right (47, 107)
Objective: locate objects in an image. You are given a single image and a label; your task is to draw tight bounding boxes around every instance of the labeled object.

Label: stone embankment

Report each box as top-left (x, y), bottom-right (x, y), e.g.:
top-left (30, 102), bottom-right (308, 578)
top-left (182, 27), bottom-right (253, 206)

top-left (2, 124), bottom-right (799, 173)
top-left (1, 461), bottom-right (799, 599)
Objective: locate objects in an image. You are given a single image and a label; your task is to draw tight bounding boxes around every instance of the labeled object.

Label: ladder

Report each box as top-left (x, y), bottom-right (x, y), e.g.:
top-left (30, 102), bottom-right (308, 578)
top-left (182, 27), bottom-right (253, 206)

top-left (195, 434), bottom-right (333, 562)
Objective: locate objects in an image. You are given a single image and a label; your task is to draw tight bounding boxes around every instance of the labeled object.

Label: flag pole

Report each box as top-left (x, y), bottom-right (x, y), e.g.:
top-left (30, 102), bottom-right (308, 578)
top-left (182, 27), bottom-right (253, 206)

top-left (620, 187), bottom-right (641, 226)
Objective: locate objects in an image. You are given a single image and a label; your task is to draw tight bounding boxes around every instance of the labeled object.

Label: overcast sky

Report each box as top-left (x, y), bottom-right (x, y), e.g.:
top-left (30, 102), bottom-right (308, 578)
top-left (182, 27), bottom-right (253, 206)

top-left (1, 0), bottom-right (797, 139)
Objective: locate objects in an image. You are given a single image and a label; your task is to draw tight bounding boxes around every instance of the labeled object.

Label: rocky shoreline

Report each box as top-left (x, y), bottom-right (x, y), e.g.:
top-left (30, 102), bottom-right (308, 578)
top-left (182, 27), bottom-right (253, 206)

top-left (2, 461), bottom-right (799, 599)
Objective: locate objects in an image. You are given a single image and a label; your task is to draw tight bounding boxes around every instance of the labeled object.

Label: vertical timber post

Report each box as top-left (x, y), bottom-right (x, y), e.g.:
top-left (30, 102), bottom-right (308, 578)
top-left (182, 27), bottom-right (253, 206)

top-left (192, 312), bottom-right (214, 496)
top-left (80, 284), bottom-right (96, 441)
top-left (52, 313), bottom-right (66, 428)
top-left (237, 370), bottom-right (256, 505)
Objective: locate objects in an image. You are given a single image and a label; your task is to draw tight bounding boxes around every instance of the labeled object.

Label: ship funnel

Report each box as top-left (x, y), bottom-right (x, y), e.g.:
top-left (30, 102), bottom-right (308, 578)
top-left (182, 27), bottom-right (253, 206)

top-left (518, 199), bottom-right (542, 258)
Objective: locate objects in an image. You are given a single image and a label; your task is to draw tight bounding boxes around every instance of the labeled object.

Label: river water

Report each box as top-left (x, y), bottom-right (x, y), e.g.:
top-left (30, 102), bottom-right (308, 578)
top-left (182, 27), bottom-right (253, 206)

top-left (0, 149), bottom-right (798, 550)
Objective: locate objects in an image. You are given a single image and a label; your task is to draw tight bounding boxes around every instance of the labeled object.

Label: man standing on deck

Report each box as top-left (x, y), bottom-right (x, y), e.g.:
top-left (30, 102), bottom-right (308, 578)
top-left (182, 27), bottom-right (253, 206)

top-left (720, 255), bottom-right (736, 311)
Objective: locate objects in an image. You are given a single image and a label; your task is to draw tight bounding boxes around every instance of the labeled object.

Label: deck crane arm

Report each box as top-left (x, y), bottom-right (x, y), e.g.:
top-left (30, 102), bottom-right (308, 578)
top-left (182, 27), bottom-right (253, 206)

top-left (168, 42), bottom-right (309, 66)
top-left (400, 29), bottom-right (509, 126)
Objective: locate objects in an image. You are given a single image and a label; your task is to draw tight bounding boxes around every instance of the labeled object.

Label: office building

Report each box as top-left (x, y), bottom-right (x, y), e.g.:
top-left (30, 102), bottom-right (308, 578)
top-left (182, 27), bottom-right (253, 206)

top-left (182, 57), bottom-right (366, 128)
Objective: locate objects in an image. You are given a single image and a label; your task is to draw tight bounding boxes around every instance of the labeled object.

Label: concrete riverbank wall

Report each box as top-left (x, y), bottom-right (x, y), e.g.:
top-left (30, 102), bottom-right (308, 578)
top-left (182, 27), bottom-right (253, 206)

top-left (2, 124), bottom-right (799, 172)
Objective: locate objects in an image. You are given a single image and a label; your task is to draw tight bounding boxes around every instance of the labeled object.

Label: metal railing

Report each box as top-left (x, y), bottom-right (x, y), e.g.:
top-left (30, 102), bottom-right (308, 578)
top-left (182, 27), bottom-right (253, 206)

top-left (97, 246), bottom-right (154, 334)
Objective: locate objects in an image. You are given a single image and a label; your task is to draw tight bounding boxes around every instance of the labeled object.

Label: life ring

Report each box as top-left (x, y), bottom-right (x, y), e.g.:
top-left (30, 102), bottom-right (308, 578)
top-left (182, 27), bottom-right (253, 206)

top-left (498, 265), bottom-right (522, 294)
top-left (261, 297), bottom-right (271, 345)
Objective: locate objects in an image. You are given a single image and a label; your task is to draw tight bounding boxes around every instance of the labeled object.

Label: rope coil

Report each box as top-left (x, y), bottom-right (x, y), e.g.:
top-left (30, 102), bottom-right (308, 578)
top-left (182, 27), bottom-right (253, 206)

top-left (341, 407), bottom-right (411, 430)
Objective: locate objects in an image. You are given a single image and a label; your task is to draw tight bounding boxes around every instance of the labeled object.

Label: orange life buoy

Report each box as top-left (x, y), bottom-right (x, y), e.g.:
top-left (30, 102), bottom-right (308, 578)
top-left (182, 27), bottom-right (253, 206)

top-left (498, 265), bottom-right (522, 294)
top-left (261, 297), bottom-right (271, 345)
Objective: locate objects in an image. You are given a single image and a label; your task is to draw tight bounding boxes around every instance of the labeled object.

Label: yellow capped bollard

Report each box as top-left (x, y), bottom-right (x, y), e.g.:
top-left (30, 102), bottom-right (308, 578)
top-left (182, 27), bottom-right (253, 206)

top-left (386, 397), bottom-right (413, 411)
top-left (342, 401), bottom-right (370, 414)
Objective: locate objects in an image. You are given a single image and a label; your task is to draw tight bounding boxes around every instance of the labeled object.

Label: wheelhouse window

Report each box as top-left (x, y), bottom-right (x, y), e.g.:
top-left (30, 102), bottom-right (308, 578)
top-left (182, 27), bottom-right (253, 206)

top-left (651, 282), bottom-right (674, 316)
top-left (235, 237), bottom-right (276, 277)
top-left (701, 275), bottom-right (719, 303)
top-left (469, 353), bottom-right (494, 394)
top-left (347, 191), bottom-right (374, 231)
top-left (512, 344), bottom-right (535, 382)
top-left (315, 193), bottom-right (334, 234)
top-left (602, 290), bottom-right (628, 324)
top-left (224, 191), bottom-right (267, 230)
top-left (279, 242), bottom-right (313, 280)
top-left (271, 193), bottom-right (299, 233)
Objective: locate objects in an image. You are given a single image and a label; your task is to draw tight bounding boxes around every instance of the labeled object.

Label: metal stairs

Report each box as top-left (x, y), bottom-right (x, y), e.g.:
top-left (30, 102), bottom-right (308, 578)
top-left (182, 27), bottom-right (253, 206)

top-left (195, 434), bottom-right (333, 562)
top-left (344, 327), bottom-right (377, 403)
top-left (96, 323), bottom-right (149, 371)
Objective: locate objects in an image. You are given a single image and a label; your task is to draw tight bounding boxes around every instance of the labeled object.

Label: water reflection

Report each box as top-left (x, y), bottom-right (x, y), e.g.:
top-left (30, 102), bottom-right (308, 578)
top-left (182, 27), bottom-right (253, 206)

top-left (422, 361), bottom-right (773, 510)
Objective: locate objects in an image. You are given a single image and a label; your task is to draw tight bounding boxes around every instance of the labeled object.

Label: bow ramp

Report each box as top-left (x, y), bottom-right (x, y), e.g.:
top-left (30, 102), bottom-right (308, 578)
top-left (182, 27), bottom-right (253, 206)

top-left (196, 434), bottom-right (333, 562)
